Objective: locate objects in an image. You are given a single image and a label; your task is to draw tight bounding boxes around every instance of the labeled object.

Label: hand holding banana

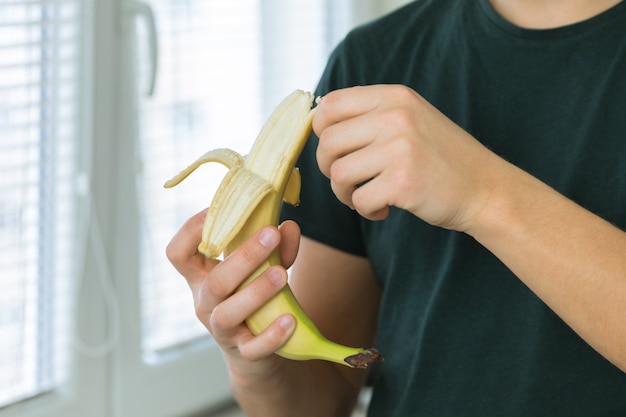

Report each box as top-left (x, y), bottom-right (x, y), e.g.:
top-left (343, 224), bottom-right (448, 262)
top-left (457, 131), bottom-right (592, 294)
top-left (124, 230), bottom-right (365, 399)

top-left (165, 90), bottom-right (382, 368)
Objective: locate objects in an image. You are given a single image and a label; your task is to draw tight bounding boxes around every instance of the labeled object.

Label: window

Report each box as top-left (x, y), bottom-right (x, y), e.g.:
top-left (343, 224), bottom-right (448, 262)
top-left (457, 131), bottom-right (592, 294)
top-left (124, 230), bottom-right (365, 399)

top-left (0, 1), bottom-right (384, 416)
top-left (0, 0), bottom-right (79, 408)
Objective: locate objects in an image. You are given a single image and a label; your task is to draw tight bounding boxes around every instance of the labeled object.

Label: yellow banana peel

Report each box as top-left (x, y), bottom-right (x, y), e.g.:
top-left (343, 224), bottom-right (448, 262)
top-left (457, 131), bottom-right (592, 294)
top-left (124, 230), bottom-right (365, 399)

top-left (165, 90), bottom-right (382, 369)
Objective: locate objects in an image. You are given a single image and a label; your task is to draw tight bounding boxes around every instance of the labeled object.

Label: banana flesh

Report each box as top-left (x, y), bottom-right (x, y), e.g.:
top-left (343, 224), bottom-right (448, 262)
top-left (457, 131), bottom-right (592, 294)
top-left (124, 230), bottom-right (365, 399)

top-left (165, 90), bottom-right (382, 368)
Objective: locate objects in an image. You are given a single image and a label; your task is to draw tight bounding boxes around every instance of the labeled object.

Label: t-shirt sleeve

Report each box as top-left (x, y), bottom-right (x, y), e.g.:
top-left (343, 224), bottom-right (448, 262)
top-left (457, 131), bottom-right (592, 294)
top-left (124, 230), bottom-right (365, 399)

top-left (280, 38), bottom-right (367, 257)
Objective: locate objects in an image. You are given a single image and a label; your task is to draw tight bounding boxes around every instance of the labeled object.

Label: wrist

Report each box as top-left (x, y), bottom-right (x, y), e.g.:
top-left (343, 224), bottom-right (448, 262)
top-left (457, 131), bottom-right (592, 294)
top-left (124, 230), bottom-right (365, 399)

top-left (463, 155), bottom-right (536, 243)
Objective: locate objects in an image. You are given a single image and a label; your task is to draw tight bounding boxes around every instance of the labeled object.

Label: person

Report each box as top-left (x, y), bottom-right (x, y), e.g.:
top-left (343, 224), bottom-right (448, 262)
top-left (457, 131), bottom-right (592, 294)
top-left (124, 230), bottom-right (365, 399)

top-left (166, 0), bottom-right (626, 415)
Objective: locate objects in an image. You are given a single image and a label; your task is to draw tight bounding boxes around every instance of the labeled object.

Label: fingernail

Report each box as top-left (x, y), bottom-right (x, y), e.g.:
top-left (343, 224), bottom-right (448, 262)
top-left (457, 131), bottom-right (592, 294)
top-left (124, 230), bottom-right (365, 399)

top-left (278, 315), bottom-right (294, 330)
top-left (258, 227), bottom-right (279, 248)
top-left (267, 267), bottom-right (284, 287)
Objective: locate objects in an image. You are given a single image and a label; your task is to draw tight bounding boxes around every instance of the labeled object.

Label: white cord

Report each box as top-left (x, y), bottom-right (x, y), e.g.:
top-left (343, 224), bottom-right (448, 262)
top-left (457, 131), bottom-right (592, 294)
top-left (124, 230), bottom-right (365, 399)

top-left (73, 176), bottom-right (120, 358)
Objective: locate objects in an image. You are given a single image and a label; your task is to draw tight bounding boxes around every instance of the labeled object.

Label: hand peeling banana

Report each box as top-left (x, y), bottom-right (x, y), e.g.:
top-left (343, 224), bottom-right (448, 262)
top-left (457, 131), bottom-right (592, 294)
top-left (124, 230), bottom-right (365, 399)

top-left (165, 90), bottom-right (383, 368)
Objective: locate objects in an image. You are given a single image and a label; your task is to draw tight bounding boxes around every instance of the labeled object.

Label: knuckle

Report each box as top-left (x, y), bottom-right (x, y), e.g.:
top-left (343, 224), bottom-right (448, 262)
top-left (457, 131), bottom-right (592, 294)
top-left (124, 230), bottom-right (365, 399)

top-left (238, 246), bottom-right (263, 270)
top-left (316, 131), bottom-right (329, 155)
top-left (236, 341), bottom-right (259, 362)
top-left (320, 89), bottom-right (341, 110)
top-left (390, 132), bottom-right (415, 155)
top-left (238, 235), bottom-right (271, 266)
top-left (203, 275), bottom-right (230, 300)
top-left (393, 168), bottom-right (415, 195)
top-left (262, 327), bottom-right (284, 349)
top-left (237, 323), bottom-right (285, 362)
top-left (391, 172), bottom-right (416, 209)
top-left (208, 303), bottom-right (229, 331)
top-left (165, 239), bottom-right (183, 265)
top-left (242, 271), bottom-right (279, 306)
top-left (312, 93), bottom-right (336, 130)
top-left (330, 179), bottom-right (352, 207)
top-left (351, 187), bottom-right (367, 207)
top-left (193, 297), bottom-right (213, 323)
top-left (352, 189), bottom-right (377, 219)
top-left (389, 84), bottom-right (417, 103)
top-left (316, 133), bottom-right (336, 175)
top-left (238, 283), bottom-right (261, 309)
top-left (382, 106), bottom-right (415, 132)
top-left (315, 152), bottom-right (330, 177)
top-left (329, 160), bottom-right (345, 184)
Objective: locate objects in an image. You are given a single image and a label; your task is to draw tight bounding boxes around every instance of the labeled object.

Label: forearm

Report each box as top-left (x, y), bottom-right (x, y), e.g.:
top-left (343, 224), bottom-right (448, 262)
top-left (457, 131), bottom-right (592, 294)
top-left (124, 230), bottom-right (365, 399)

top-left (230, 359), bottom-right (362, 417)
top-left (468, 156), bottom-right (626, 371)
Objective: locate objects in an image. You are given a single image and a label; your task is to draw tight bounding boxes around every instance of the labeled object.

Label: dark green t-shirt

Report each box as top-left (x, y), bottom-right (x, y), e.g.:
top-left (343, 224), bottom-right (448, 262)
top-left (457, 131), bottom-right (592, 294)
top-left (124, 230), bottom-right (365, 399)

top-left (281, 0), bottom-right (626, 415)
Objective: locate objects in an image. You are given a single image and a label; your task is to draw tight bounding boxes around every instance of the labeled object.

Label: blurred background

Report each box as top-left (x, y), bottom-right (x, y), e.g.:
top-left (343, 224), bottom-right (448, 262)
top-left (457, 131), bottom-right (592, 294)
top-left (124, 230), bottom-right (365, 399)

top-left (0, 1), bottom-right (409, 416)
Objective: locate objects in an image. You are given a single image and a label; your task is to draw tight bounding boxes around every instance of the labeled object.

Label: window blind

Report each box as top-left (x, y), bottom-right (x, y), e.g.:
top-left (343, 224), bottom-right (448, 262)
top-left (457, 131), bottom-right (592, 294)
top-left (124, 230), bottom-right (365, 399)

top-left (136, 0), bottom-right (350, 358)
top-left (0, 0), bottom-right (79, 408)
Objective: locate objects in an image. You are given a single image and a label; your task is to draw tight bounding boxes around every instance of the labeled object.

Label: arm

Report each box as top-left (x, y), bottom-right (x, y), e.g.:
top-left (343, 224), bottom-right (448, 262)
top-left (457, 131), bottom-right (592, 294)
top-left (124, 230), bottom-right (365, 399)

top-left (166, 214), bottom-right (380, 416)
top-left (467, 157), bottom-right (626, 371)
top-left (314, 84), bottom-right (626, 372)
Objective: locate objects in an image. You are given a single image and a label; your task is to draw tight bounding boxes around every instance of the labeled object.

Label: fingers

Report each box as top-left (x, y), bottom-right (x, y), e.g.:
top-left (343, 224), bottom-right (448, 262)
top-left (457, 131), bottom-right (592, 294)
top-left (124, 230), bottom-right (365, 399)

top-left (314, 90), bottom-right (381, 179)
top-left (196, 226), bottom-right (281, 315)
top-left (351, 180), bottom-right (392, 221)
top-left (207, 265), bottom-right (289, 334)
top-left (278, 220), bottom-right (300, 268)
top-left (316, 116), bottom-right (376, 179)
top-left (314, 85), bottom-right (404, 213)
top-left (166, 208), bottom-right (218, 286)
top-left (314, 83), bottom-right (493, 229)
top-left (315, 94), bottom-right (385, 211)
top-left (327, 142), bottom-right (385, 209)
top-left (236, 314), bottom-right (295, 361)
top-left (186, 224), bottom-right (297, 359)
top-left (165, 208), bottom-right (206, 266)
top-left (167, 212), bottom-right (302, 365)
top-left (312, 85), bottom-right (381, 135)
top-left (202, 255), bottom-right (296, 361)
top-left (313, 85), bottom-right (428, 220)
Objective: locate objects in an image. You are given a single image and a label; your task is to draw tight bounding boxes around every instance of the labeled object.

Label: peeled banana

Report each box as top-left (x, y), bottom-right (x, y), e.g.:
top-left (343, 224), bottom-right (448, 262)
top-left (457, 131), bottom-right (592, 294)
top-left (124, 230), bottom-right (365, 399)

top-left (164, 90), bottom-right (382, 369)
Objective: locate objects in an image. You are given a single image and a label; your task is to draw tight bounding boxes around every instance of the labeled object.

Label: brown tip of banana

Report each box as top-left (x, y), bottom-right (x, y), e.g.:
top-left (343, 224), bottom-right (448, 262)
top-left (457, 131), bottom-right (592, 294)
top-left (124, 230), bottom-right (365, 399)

top-left (344, 348), bottom-right (384, 369)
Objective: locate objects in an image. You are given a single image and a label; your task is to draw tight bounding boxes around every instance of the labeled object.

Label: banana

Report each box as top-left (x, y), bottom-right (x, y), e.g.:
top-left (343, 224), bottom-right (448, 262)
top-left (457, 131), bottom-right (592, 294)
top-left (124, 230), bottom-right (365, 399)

top-left (164, 90), bottom-right (382, 369)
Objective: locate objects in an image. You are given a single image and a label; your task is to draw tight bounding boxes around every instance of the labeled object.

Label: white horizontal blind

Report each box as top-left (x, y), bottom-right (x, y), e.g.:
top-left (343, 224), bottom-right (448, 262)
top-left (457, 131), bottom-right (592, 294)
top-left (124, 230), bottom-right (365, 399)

top-left (136, 0), bottom-right (350, 358)
top-left (0, 0), bottom-right (79, 409)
